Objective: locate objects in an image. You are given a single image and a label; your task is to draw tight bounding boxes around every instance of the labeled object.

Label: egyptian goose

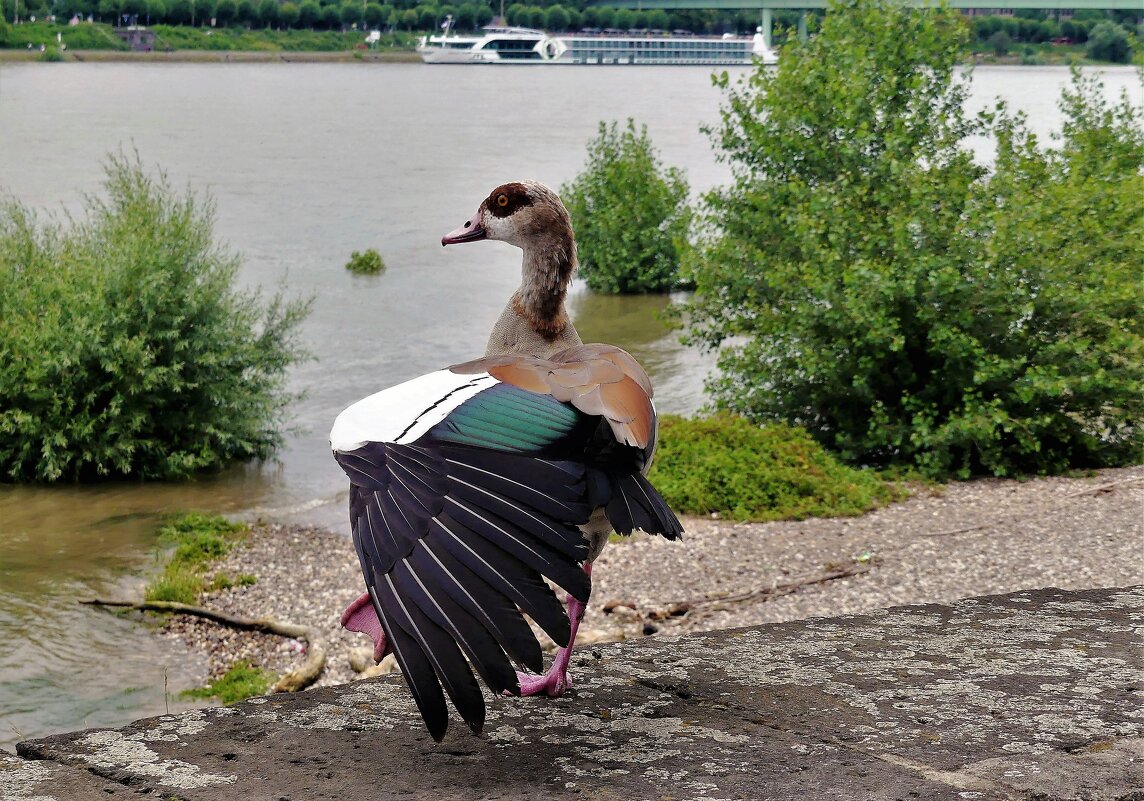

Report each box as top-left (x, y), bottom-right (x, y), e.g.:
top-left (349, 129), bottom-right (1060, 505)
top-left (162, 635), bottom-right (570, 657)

top-left (331, 180), bottom-right (683, 741)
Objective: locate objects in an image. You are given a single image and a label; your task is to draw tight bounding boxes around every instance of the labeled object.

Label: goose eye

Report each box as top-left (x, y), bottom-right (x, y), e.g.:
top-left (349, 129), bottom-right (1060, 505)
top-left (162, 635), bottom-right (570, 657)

top-left (496, 194), bottom-right (509, 208)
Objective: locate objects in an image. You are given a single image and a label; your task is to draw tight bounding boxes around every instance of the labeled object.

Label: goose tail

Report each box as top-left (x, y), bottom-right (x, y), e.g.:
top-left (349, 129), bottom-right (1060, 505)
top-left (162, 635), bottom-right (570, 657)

top-left (588, 467), bottom-right (684, 541)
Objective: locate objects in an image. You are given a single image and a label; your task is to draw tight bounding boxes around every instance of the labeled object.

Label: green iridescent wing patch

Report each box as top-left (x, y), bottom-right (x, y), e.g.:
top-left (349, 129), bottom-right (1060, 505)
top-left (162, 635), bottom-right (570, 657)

top-left (429, 382), bottom-right (581, 453)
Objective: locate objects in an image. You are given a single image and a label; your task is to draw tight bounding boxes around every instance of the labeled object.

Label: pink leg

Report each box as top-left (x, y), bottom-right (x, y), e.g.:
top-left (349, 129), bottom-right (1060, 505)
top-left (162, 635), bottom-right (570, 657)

top-left (514, 562), bottom-right (592, 698)
top-left (342, 592), bottom-right (389, 662)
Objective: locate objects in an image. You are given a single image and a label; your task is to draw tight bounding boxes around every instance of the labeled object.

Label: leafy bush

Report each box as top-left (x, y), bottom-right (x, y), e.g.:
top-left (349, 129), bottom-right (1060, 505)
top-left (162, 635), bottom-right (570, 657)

top-left (988, 30), bottom-right (1011, 56)
top-left (685, 0), bottom-right (1143, 479)
top-left (1085, 21), bottom-right (1132, 63)
top-left (345, 248), bottom-right (385, 274)
top-left (647, 414), bottom-right (902, 521)
top-left (561, 119), bottom-right (691, 294)
top-left (0, 154), bottom-right (310, 481)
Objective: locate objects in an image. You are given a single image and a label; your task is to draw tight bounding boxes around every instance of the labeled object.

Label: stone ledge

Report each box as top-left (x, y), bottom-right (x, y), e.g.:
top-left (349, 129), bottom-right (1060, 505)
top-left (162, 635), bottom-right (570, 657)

top-left (8, 586), bottom-right (1143, 801)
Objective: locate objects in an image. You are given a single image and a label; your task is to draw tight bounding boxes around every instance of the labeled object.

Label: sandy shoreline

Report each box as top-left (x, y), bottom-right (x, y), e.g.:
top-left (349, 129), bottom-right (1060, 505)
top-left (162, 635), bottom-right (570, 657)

top-left (159, 465), bottom-right (1144, 697)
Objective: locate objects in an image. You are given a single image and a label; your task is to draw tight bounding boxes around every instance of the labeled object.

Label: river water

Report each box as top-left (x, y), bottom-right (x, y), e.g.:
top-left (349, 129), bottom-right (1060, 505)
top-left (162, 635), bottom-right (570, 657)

top-left (0, 62), bottom-right (1138, 751)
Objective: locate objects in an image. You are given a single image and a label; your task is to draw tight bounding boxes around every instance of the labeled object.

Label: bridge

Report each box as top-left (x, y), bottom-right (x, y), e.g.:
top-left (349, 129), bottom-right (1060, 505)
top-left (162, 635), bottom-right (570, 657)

top-left (589, 0), bottom-right (1143, 45)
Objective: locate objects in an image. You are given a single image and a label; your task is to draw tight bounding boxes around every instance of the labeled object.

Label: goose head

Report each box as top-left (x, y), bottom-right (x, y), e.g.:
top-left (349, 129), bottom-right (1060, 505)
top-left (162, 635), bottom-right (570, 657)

top-left (441, 180), bottom-right (574, 253)
top-left (442, 181), bottom-right (580, 348)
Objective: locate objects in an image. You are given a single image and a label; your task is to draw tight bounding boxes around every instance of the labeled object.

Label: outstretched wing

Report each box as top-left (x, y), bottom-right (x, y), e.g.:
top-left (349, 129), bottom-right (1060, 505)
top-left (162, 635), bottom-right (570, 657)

top-left (330, 349), bottom-right (681, 740)
top-left (332, 373), bottom-right (597, 741)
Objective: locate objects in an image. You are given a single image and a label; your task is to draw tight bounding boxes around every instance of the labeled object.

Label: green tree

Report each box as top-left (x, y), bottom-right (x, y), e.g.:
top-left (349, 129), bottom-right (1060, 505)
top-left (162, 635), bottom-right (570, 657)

top-left (235, 0), bottom-right (256, 24)
top-left (146, 0), bottom-right (166, 23)
top-left (685, 0), bottom-right (1143, 478)
top-left (988, 29), bottom-right (1011, 56)
top-left (278, 0), bottom-right (299, 25)
top-left (561, 119), bottom-right (691, 294)
top-left (363, 2), bottom-right (385, 27)
top-left (452, 2), bottom-right (474, 29)
top-left (297, 0), bottom-right (319, 26)
top-left (398, 7), bottom-right (415, 28)
top-left (257, 0), bottom-right (277, 26)
top-left (98, 0), bottom-right (121, 22)
top-left (544, 3), bottom-right (568, 31)
top-left (416, 3), bottom-right (435, 29)
top-left (646, 8), bottom-right (668, 29)
top-left (1086, 20), bottom-right (1131, 63)
top-left (319, 3), bottom-right (339, 27)
top-left (338, 0), bottom-right (360, 26)
top-left (0, 154), bottom-right (310, 482)
top-left (213, 0), bottom-right (236, 24)
top-left (167, 0), bottom-right (193, 24)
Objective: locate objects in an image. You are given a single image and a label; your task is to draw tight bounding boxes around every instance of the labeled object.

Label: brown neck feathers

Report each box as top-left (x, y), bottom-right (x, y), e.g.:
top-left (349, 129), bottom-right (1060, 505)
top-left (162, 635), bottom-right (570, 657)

top-left (515, 219), bottom-right (577, 341)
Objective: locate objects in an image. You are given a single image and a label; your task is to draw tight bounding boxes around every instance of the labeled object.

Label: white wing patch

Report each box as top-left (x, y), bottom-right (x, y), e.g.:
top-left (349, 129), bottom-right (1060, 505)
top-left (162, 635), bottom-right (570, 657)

top-left (330, 370), bottom-right (498, 452)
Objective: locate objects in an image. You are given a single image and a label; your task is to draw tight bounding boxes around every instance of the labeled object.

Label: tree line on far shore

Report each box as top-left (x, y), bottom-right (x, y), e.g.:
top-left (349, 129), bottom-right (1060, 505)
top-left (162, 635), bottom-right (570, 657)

top-left (1, 0), bottom-right (1139, 61)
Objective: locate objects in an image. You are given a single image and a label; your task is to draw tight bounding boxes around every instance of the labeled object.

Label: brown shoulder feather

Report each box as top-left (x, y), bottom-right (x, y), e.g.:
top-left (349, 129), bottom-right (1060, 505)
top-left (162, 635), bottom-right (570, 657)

top-left (450, 344), bottom-right (655, 450)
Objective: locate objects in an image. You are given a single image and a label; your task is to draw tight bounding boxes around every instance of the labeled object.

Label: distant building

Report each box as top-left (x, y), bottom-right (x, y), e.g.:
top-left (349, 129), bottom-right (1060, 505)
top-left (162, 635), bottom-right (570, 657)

top-left (114, 26), bottom-right (155, 52)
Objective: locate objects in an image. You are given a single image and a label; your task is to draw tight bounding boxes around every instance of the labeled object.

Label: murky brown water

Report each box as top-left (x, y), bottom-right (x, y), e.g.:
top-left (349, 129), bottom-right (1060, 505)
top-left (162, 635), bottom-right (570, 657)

top-left (0, 61), bottom-right (1137, 751)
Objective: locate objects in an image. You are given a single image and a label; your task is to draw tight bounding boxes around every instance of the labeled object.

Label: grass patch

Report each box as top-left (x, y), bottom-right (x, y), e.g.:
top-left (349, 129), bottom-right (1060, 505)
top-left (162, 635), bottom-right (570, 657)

top-left (149, 26), bottom-right (414, 53)
top-left (647, 414), bottom-right (905, 522)
top-left (145, 513), bottom-right (248, 604)
top-left (180, 659), bottom-right (274, 704)
top-left (4, 21), bottom-right (128, 51)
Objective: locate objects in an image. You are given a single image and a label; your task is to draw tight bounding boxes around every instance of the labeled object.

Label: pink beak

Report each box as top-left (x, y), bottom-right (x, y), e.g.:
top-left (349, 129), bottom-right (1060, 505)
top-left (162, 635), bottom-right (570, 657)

top-left (441, 209), bottom-right (486, 246)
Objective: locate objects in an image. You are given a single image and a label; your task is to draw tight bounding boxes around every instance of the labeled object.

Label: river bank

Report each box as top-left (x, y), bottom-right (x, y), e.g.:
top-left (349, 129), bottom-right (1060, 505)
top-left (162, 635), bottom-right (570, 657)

top-left (161, 465), bottom-right (1143, 698)
top-left (0, 48), bottom-right (421, 62)
top-left (0, 48), bottom-right (1119, 66)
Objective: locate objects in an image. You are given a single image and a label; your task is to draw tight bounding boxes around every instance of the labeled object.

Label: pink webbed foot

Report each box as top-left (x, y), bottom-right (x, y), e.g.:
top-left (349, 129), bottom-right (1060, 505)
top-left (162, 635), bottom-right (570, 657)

top-left (507, 564), bottom-right (592, 699)
top-left (512, 663), bottom-right (573, 697)
top-left (342, 592), bottom-right (389, 662)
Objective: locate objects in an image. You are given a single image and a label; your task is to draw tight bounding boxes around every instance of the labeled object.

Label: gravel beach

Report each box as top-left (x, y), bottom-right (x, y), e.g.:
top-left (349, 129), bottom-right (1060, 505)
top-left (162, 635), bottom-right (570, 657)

top-left (162, 465), bottom-right (1143, 693)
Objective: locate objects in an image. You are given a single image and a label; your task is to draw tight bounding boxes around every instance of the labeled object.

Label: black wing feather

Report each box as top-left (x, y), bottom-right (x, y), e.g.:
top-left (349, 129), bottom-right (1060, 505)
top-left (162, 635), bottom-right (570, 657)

top-left (431, 512), bottom-right (573, 646)
top-left (393, 554), bottom-right (518, 695)
top-left (375, 573), bottom-right (486, 736)
top-left (368, 585), bottom-right (450, 742)
top-left (333, 378), bottom-right (682, 740)
top-left (410, 541), bottom-right (544, 673)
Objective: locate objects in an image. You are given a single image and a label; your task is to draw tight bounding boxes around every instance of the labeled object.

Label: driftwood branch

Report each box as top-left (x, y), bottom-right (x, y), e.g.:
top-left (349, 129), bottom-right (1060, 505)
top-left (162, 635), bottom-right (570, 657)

top-left (646, 563), bottom-right (873, 620)
top-left (81, 598), bottom-right (326, 693)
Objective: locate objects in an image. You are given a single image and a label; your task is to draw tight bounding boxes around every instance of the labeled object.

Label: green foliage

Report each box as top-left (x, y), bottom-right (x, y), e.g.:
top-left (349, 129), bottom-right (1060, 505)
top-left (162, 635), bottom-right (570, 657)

top-left (146, 513), bottom-right (248, 603)
top-left (646, 414), bottom-right (902, 521)
top-left (181, 659), bottom-right (274, 704)
top-left (38, 44), bottom-right (64, 61)
top-left (1085, 21), bottom-right (1132, 63)
top-left (988, 30), bottom-right (1010, 56)
top-left (345, 248), bottom-right (385, 274)
top-left (561, 119), bottom-right (691, 294)
top-left (685, 0), bottom-right (1144, 479)
top-left (0, 153), bottom-right (310, 482)
top-left (2, 21), bottom-right (128, 50)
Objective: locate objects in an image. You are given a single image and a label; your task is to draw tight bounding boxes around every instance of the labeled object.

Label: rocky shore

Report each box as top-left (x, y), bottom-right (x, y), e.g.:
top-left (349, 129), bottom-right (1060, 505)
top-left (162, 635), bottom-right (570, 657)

top-left (161, 465), bottom-right (1143, 695)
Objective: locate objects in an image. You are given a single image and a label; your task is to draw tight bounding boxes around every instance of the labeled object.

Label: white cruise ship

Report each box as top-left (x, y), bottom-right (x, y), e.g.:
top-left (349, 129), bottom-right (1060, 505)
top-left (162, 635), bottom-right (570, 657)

top-left (417, 22), bottom-right (778, 66)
